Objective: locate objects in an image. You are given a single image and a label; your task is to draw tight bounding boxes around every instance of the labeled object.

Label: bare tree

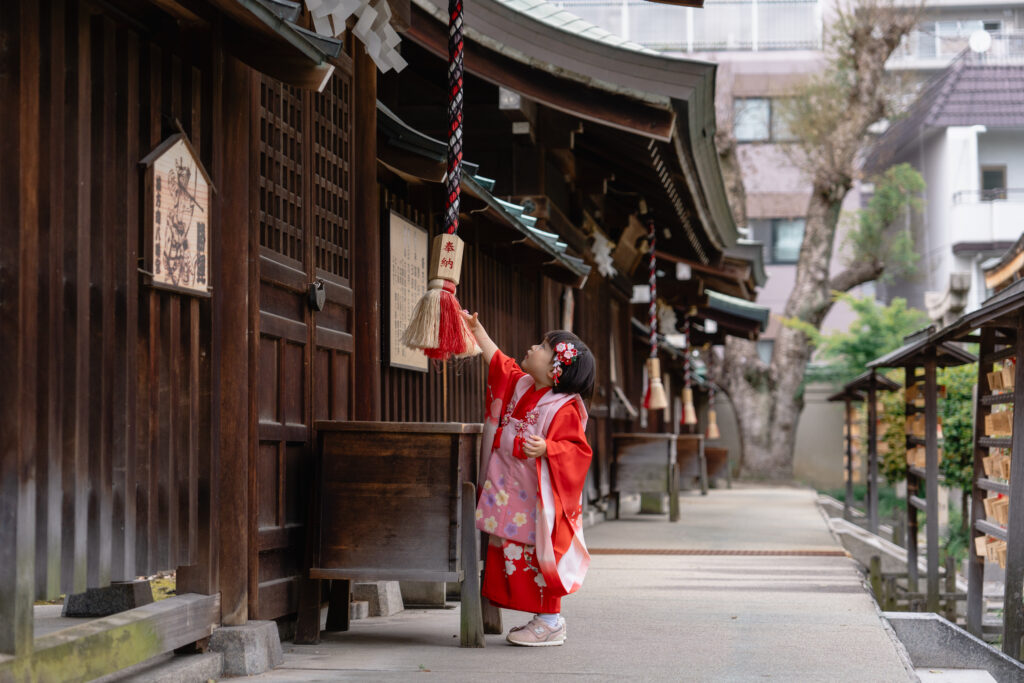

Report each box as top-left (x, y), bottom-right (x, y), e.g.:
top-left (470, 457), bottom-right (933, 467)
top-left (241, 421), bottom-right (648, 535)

top-left (709, 0), bottom-right (923, 479)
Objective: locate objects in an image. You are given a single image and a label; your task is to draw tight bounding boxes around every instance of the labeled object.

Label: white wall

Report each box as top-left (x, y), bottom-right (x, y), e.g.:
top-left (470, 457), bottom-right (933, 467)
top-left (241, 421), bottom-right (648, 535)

top-left (977, 128), bottom-right (1024, 190)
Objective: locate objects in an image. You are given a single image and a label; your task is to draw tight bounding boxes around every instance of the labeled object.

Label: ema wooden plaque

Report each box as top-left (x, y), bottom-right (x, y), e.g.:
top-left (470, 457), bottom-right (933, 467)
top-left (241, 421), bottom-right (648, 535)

top-left (140, 134), bottom-right (213, 297)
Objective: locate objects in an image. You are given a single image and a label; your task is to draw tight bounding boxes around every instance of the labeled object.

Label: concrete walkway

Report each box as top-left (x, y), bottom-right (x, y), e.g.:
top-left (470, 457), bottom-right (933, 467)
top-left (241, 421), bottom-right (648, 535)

top-left (247, 485), bottom-right (915, 682)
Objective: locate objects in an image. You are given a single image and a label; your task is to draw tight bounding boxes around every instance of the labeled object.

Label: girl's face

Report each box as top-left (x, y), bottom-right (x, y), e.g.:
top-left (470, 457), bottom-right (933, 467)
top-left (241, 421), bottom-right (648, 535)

top-left (522, 339), bottom-right (554, 384)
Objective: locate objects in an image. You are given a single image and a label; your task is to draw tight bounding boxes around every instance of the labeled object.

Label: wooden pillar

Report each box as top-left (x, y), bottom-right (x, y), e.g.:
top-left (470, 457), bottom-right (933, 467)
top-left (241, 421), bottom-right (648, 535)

top-left (215, 52), bottom-right (251, 626)
top-left (905, 366), bottom-right (919, 593)
top-left (352, 43), bottom-right (381, 422)
top-left (867, 372), bottom-right (879, 535)
top-left (844, 397), bottom-right (853, 522)
top-left (0, 0), bottom-right (39, 657)
top-left (1003, 314), bottom-right (1024, 659)
top-left (924, 350), bottom-right (940, 613)
top-left (966, 327), bottom-right (992, 637)
top-left (178, 26), bottom-right (223, 601)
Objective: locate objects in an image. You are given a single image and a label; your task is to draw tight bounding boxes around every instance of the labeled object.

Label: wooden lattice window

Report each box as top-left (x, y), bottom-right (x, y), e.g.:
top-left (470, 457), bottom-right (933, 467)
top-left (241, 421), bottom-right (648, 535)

top-left (312, 73), bottom-right (353, 282)
top-left (257, 78), bottom-right (305, 264)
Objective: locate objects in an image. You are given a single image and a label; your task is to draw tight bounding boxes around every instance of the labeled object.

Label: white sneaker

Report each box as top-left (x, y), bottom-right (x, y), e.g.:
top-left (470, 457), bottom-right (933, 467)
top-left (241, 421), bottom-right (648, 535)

top-left (506, 616), bottom-right (566, 647)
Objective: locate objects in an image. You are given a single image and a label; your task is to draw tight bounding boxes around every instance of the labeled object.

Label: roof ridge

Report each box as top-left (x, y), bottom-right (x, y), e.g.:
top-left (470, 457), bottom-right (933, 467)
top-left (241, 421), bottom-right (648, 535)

top-left (491, 0), bottom-right (657, 55)
top-left (924, 50), bottom-right (969, 127)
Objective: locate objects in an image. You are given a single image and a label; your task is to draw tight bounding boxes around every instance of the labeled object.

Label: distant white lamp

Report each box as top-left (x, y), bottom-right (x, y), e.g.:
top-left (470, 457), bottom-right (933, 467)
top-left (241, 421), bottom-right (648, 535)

top-left (969, 30), bottom-right (992, 54)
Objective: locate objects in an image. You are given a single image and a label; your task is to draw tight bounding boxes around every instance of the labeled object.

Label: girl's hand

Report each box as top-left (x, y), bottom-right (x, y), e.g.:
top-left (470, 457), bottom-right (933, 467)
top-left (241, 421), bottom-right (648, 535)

top-left (462, 310), bottom-right (498, 364)
top-left (461, 310), bottom-right (480, 331)
top-left (522, 435), bottom-right (547, 458)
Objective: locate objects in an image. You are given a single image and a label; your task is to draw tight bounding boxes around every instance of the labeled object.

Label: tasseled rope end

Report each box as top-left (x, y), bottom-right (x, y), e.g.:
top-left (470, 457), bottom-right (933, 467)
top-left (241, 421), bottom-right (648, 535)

top-left (682, 386), bottom-right (698, 425)
top-left (706, 408), bottom-right (721, 439)
top-left (400, 233), bottom-right (480, 361)
top-left (645, 357), bottom-right (668, 411)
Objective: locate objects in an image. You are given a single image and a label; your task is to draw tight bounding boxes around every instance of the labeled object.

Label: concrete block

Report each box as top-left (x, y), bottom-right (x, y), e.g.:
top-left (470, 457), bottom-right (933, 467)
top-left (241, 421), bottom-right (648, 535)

top-left (349, 600), bottom-right (369, 620)
top-left (639, 492), bottom-right (668, 514)
top-left (883, 612), bottom-right (1024, 682)
top-left (209, 620), bottom-right (283, 676)
top-left (63, 580), bottom-right (153, 618)
top-left (352, 581), bottom-right (404, 616)
top-left (400, 581), bottom-right (447, 608)
top-left (102, 652), bottom-right (224, 683)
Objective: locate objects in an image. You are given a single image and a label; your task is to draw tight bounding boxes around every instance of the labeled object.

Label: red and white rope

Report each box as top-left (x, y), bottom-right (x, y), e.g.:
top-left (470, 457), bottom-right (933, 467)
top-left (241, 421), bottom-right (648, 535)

top-left (446, 0), bottom-right (464, 236)
top-left (647, 214), bottom-right (657, 359)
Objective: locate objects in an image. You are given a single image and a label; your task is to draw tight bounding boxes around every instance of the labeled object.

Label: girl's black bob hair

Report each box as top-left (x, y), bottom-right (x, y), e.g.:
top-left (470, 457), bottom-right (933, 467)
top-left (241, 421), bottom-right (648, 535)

top-left (543, 330), bottom-right (595, 402)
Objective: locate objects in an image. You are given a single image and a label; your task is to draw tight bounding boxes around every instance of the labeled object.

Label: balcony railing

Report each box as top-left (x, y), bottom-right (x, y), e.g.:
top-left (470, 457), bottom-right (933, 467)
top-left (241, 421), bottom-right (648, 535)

top-left (950, 189), bottom-right (1024, 245)
top-left (551, 0), bottom-right (823, 52)
top-left (889, 30), bottom-right (1024, 68)
top-left (953, 188), bottom-right (1024, 203)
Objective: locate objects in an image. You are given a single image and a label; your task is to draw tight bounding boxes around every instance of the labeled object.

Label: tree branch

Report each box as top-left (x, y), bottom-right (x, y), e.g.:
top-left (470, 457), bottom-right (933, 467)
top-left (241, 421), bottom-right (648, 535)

top-left (829, 258), bottom-right (883, 294)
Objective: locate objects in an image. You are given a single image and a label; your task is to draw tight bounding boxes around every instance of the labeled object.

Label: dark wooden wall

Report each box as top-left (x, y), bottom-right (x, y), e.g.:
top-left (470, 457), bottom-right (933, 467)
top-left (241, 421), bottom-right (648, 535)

top-left (1, 0), bottom-right (213, 614)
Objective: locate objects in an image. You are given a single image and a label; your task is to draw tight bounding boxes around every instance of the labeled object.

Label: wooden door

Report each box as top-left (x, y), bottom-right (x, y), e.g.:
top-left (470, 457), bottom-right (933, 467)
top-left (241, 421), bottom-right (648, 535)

top-left (252, 70), bottom-right (354, 621)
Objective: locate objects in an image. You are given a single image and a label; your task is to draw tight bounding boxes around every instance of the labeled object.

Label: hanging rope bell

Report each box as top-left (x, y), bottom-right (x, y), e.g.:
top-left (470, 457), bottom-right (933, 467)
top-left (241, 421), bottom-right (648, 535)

top-left (401, 0), bottom-right (479, 360)
top-left (642, 202), bottom-right (668, 411)
top-left (706, 384), bottom-right (721, 439)
top-left (682, 319), bottom-right (698, 426)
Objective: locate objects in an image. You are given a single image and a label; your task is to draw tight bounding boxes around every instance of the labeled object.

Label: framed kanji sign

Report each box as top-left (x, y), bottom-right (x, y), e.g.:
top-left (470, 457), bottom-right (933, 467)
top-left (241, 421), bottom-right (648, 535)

top-left (388, 211), bottom-right (429, 372)
top-left (140, 133), bottom-right (214, 297)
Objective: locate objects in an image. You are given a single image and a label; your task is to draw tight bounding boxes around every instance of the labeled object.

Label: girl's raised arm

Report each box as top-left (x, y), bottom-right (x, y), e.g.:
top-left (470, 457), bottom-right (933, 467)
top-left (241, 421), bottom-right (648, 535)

top-left (462, 311), bottom-right (498, 365)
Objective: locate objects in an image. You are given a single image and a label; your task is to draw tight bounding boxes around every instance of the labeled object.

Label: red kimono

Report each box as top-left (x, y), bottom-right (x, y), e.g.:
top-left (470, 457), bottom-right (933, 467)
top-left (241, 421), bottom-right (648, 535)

top-left (477, 350), bottom-right (592, 614)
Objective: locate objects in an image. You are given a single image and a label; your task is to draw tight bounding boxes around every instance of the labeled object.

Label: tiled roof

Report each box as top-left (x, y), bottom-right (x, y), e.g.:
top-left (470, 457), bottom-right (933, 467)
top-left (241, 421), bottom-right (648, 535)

top-left (867, 52), bottom-right (1024, 172)
top-left (705, 290), bottom-right (770, 331)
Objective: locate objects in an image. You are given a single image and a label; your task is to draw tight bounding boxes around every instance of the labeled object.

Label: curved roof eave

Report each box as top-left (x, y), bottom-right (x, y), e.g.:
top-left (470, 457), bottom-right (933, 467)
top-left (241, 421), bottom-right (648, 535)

top-left (410, 0), bottom-right (737, 251)
top-left (411, 0), bottom-right (714, 105)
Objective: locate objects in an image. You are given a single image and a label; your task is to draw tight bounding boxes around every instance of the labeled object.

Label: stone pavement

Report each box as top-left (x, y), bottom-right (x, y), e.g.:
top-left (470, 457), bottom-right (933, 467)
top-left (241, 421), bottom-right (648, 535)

top-left (246, 485), bottom-right (916, 682)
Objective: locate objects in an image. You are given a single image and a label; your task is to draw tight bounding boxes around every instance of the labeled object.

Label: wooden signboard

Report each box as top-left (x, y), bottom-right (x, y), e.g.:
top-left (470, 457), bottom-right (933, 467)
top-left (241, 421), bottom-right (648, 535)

top-left (389, 211), bottom-right (429, 371)
top-left (140, 133), bottom-right (213, 296)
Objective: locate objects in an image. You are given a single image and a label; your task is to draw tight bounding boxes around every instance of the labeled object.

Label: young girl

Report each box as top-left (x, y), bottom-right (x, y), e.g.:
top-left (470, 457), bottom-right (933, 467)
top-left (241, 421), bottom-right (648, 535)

top-left (461, 310), bottom-right (595, 647)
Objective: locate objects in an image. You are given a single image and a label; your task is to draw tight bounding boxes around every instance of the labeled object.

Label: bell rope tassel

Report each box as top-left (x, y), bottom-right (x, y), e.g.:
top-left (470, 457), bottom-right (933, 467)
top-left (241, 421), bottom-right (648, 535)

top-left (401, 233), bottom-right (480, 360)
top-left (645, 357), bottom-right (669, 411)
top-left (682, 386), bottom-right (698, 426)
top-left (706, 408), bottom-right (721, 439)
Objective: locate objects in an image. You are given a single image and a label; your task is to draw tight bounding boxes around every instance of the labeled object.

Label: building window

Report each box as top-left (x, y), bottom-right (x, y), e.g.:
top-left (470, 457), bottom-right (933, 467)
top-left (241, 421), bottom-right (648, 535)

top-left (734, 98), bottom-right (770, 142)
top-left (734, 98), bottom-right (799, 143)
top-left (772, 218), bottom-right (805, 263)
top-left (770, 98), bottom-right (799, 143)
top-left (981, 166), bottom-right (1007, 201)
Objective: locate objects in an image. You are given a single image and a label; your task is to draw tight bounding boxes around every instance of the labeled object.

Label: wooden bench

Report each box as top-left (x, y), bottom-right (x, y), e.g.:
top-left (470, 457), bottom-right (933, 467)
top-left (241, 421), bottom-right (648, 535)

top-left (300, 422), bottom-right (486, 647)
top-left (704, 446), bottom-right (732, 488)
top-left (610, 433), bottom-right (680, 522)
top-left (676, 434), bottom-right (708, 495)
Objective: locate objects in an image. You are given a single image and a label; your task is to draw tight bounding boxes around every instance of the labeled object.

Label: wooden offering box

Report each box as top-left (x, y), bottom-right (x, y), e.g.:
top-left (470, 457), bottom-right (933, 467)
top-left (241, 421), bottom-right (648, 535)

top-left (676, 434), bottom-right (708, 494)
top-left (705, 446), bottom-right (732, 488)
top-left (310, 422), bottom-right (484, 646)
top-left (611, 433), bottom-right (680, 522)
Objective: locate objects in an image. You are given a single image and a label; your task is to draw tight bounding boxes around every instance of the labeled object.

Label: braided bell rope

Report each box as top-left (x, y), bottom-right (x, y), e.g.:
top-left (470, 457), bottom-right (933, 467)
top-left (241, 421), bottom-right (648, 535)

top-left (446, 0), bottom-right (464, 235)
top-left (648, 215), bottom-right (657, 358)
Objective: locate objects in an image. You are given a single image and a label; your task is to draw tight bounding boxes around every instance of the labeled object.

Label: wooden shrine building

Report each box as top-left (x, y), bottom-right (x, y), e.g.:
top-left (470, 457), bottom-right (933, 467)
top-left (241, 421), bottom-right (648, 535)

top-left (1, 0), bottom-right (762, 676)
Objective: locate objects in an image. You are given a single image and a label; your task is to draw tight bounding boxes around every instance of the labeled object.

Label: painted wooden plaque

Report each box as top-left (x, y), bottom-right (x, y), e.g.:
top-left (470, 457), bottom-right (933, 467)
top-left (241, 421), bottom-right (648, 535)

top-left (141, 134), bottom-right (213, 296)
